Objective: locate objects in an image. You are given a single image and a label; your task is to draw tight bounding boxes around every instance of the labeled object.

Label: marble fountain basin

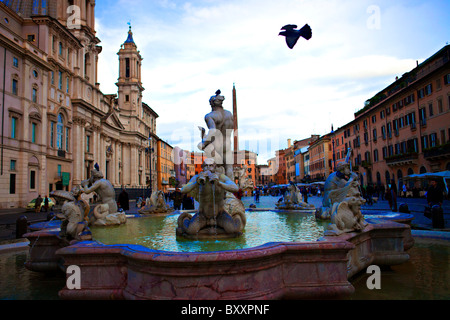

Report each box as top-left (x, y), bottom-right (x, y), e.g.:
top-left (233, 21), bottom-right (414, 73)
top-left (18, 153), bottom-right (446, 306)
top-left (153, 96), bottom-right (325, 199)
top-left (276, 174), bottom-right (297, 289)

top-left (25, 210), bottom-right (414, 300)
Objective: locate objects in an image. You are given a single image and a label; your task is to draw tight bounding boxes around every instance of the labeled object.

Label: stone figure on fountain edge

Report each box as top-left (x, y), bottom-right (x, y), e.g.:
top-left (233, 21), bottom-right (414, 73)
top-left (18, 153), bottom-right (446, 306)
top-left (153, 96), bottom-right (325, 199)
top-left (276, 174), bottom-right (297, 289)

top-left (316, 150), bottom-right (359, 220)
top-left (81, 168), bottom-right (127, 226)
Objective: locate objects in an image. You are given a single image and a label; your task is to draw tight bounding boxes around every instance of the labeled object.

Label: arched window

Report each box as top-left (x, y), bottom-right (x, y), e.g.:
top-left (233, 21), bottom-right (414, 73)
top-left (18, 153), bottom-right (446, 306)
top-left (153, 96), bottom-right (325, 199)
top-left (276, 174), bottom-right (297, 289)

top-left (385, 171), bottom-right (391, 184)
top-left (420, 166), bottom-right (427, 174)
top-left (376, 172), bottom-right (381, 186)
top-left (57, 113), bottom-right (64, 150)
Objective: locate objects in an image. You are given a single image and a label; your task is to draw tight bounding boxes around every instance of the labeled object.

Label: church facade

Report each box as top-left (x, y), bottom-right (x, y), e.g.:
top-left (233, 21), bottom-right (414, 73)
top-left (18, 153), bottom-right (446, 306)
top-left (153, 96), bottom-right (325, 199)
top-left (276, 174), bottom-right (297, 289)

top-left (0, 0), bottom-right (158, 208)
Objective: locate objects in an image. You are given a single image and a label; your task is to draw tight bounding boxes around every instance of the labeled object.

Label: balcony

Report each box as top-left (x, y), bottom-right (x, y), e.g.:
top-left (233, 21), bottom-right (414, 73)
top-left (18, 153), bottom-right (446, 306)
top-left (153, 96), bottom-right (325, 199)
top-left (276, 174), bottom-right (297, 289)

top-left (362, 160), bottom-right (372, 169)
top-left (385, 152), bottom-right (418, 167)
top-left (57, 149), bottom-right (66, 158)
top-left (424, 143), bottom-right (450, 160)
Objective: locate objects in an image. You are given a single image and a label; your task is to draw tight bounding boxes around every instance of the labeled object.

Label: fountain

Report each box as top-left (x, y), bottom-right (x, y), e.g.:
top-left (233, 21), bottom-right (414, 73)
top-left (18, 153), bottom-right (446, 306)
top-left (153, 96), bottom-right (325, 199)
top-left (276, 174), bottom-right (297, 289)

top-left (275, 181), bottom-right (315, 211)
top-left (24, 90), bottom-right (414, 300)
top-left (176, 158), bottom-right (246, 239)
top-left (138, 190), bottom-right (174, 215)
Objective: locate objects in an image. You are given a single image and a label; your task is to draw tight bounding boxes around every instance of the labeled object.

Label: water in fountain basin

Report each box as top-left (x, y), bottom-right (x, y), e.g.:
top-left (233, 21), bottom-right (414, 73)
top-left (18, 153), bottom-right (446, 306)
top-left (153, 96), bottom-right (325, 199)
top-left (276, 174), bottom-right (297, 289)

top-left (90, 211), bottom-right (328, 252)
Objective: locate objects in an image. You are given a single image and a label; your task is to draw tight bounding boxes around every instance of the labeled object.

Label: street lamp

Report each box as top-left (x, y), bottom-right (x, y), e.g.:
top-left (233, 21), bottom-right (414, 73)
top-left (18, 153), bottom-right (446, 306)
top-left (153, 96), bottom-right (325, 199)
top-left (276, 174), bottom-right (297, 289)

top-left (331, 125), bottom-right (336, 171)
top-left (147, 137), bottom-right (154, 197)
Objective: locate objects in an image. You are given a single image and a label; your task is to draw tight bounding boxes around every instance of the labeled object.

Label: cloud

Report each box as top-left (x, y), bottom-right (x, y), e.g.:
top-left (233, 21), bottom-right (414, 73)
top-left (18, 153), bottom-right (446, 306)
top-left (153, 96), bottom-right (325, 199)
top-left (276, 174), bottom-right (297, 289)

top-left (95, 0), bottom-right (449, 164)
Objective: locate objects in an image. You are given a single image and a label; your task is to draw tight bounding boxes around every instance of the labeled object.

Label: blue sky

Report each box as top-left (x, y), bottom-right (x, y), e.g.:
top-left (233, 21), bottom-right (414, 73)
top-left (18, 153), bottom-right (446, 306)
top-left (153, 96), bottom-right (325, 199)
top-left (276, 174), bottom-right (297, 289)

top-left (94, 0), bottom-right (450, 163)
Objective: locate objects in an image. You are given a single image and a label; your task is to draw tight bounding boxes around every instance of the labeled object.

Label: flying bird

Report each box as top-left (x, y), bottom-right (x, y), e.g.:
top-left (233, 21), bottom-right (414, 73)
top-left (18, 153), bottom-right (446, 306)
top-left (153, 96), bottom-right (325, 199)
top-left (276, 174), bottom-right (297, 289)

top-left (279, 24), bottom-right (312, 49)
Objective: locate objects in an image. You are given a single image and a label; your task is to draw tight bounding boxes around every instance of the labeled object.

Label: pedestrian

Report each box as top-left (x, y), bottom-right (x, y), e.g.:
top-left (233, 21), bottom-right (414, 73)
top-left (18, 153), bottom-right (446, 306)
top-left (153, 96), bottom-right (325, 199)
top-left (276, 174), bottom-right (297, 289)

top-left (389, 180), bottom-right (398, 212)
top-left (427, 179), bottom-right (444, 208)
top-left (234, 188), bottom-right (243, 200)
top-left (172, 188), bottom-right (183, 210)
top-left (301, 187), bottom-right (308, 203)
top-left (44, 195), bottom-right (49, 212)
top-left (35, 195), bottom-right (42, 213)
top-left (366, 184), bottom-right (374, 206)
top-left (118, 187), bottom-right (130, 212)
top-left (402, 183), bottom-right (408, 198)
top-left (182, 194), bottom-right (195, 210)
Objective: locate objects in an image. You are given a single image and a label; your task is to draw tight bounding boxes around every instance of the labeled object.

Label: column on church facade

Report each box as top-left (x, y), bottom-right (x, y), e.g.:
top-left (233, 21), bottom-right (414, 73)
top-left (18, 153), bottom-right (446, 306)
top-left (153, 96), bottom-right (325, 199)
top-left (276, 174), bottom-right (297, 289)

top-left (130, 143), bottom-right (137, 186)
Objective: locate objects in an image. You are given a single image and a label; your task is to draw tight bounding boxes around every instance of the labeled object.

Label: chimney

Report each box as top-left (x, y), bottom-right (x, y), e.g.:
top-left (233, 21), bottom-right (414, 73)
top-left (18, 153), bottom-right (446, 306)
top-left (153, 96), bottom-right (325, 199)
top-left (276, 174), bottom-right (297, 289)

top-left (288, 139), bottom-right (292, 148)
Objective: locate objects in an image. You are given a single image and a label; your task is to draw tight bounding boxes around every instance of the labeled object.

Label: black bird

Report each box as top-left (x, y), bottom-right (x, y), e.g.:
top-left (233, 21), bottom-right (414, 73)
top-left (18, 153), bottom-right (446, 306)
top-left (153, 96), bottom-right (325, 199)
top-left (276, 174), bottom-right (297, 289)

top-left (279, 24), bottom-right (312, 49)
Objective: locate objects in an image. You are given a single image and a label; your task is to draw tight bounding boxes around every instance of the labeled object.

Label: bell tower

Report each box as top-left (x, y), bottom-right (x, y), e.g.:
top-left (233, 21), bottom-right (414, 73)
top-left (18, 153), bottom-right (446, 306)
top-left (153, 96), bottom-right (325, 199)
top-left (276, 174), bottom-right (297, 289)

top-left (116, 26), bottom-right (144, 115)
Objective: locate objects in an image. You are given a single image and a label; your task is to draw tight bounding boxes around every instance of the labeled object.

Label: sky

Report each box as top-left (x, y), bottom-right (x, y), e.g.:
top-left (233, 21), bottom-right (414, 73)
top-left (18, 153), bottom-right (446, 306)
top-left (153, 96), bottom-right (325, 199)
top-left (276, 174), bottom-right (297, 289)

top-left (94, 0), bottom-right (450, 164)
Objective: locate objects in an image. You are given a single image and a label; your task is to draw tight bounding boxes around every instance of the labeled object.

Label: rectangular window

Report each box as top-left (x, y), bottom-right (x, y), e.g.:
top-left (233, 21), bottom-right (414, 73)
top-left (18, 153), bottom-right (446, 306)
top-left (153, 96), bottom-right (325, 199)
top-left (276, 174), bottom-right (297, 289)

top-left (425, 83), bottom-right (432, 95)
top-left (429, 103), bottom-right (433, 117)
top-left (444, 73), bottom-right (450, 85)
top-left (27, 34), bottom-right (36, 42)
top-left (59, 71), bottom-right (63, 90)
top-left (13, 57), bottom-right (18, 68)
top-left (65, 127), bottom-right (69, 152)
top-left (421, 135), bottom-right (429, 150)
top-left (12, 79), bottom-right (18, 95)
top-left (430, 133), bottom-right (437, 148)
top-left (11, 117), bottom-right (17, 139)
top-left (30, 170), bottom-right (36, 190)
top-left (388, 145), bottom-right (393, 157)
top-left (31, 123), bottom-right (36, 143)
top-left (51, 71), bottom-right (54, 85)
top-left (10, 160), bottom-right (16, 171)
top-left (32, 88), bottom-right (37, 103)
top-left (57, 165), bottom-right (62, 177)
top-left (125, 58), bottom-right (130, 78)
top-left (10, 174), bottom-right (16, 194)
top-left (50, 122), bottom-right (55, 148)
top-left (86, 135), bottom-right (90, 153)
top-left (418, 88), bottom-right (424, 99)
top-left (66, 76), bottom-right (70, 93)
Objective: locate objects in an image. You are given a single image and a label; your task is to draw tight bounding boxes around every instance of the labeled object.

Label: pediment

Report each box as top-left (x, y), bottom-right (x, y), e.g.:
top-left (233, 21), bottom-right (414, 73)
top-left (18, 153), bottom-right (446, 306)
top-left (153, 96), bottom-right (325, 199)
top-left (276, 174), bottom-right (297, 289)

top-left (103, 112), bottom-right (125, 131)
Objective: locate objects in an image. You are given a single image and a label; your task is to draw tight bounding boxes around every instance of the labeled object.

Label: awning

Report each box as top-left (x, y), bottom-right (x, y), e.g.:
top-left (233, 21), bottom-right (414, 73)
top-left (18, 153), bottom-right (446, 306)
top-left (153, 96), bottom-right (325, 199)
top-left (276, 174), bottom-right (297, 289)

top-left (404, 171), bottom-right (450, 194)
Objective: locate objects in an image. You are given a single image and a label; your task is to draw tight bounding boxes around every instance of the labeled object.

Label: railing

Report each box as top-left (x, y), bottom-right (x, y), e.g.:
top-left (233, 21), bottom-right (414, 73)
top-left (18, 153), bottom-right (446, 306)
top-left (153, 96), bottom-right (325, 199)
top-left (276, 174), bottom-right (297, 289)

top-left (385, 152), bottom-right (418, 165)
top-left (424, 143), bottom-right (450, 159)
top-left (362, 160), bottom-right (372, 168)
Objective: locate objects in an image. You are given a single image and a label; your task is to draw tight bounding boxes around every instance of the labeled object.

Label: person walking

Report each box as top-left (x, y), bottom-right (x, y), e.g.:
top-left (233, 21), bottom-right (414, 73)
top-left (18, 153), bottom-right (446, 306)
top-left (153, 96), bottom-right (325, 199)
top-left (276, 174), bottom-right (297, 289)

top-left (43, 195), bottom-right (49, 212)
top-left (35, 195), bottom-right (42, 213)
